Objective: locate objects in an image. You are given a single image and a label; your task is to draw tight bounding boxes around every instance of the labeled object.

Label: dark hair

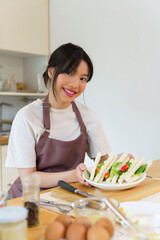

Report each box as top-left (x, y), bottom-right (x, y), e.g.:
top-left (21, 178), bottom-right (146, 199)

top-left (42, 43), bottom-right (93, 97)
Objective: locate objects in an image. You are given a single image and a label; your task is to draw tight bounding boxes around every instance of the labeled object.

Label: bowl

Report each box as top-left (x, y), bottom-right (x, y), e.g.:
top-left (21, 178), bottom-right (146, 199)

top-left (72, 197), bottom-right (119, 225)
top-left (122, 213), bottom-right (160, 240)
top-left (0, 190), bottom-right (9, 208)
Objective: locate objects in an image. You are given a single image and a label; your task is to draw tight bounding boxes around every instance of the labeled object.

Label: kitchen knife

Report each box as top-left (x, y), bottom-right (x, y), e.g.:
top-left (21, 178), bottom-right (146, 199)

top-left (57, 180), bottom-right (106, 211)
top-left (58, 180), bottom-right (94, 198)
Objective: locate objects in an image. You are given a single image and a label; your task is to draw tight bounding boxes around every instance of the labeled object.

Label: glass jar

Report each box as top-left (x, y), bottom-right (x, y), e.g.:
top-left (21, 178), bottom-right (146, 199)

top-left (22, 174), bottom-right (41, 227)
top-left (0, 206), bottom-right (27, 240)
top-left (72, 197), bottom-right (119, 225)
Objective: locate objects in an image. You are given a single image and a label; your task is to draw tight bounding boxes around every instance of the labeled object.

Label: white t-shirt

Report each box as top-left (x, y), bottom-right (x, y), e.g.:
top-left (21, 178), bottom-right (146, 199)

top-left (6, 99), bottom-right (112, 168)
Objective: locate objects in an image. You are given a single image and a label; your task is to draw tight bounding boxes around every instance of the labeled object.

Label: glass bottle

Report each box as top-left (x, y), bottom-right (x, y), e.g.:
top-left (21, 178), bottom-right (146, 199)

top-left (0, 206), bottom-right (28, 240)
top-left (22, 174), bottom-right (41, 227)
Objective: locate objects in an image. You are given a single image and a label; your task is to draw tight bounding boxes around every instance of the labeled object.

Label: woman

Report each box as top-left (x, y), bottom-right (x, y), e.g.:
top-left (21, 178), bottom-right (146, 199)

top-left (6, 43), bottom-right (112, 198)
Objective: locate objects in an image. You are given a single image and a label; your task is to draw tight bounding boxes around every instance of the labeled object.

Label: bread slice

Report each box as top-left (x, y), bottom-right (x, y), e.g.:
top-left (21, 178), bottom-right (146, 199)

top-left (94, 154), bottom-right (117, 183)
top-left (118, 157), bottom-right (144, 183)
top-left (89, 152), bottom-right (101, 181)
top-left (106, 153), bottom-right (130, 184)
top-left (126, 160), bottom-right (152, 183)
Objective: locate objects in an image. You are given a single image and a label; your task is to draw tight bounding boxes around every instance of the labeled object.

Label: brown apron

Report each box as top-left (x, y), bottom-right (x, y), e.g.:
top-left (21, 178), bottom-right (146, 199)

top-left (8, 96), bottom-right (88, 199)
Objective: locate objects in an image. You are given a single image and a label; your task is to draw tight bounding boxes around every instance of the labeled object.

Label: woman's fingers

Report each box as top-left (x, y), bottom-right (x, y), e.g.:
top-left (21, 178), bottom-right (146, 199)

top-left (76, 163), bottom-right (91, 187)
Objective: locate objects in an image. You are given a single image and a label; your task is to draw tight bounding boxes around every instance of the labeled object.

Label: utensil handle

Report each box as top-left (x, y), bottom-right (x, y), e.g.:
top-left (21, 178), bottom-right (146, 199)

top-left (58, 180), bottom-right (77, 193)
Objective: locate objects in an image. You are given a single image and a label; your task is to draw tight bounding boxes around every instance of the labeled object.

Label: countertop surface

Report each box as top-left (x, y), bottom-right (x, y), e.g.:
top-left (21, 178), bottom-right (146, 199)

top-left (0, 135), bottom-right (9, 145)
top-left (7, 159), bottom-right (160, 240)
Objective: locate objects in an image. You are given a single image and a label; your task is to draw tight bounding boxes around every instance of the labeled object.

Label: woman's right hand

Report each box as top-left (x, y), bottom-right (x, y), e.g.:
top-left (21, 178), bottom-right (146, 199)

top-left (76, 163), bottom-right (91, 187)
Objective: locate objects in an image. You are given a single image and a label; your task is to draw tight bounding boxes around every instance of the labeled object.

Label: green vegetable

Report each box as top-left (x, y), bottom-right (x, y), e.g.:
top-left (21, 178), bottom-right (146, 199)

top-left (97, 163), bottom-right (103, 169)
top-left (110, 169), bottom-right (118, 177)
top-left (135, 164), bottom-right (147, 176)
top-left (87, 170), bottom-right (91, 178)
top-left (109, 162), bottom-right (122, 177)
top-left (112, 162), bottom-right (122, 168)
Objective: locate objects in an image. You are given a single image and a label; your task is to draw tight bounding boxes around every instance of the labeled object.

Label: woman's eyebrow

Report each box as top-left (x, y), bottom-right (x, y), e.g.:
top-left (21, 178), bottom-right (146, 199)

top-left (82, 74), bottom-right (89, 77)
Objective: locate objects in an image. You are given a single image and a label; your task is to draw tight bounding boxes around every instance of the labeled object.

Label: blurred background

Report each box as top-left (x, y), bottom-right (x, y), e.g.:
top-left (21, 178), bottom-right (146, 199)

top-left (49, 0), bottom-right (160, 162)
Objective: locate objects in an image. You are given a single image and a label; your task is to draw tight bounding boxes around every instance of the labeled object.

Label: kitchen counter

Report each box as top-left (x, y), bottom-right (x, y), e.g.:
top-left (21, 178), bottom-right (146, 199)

top-left (0, 135), bottom-right (9, 145)
top-left (7, 159), bottom-right (160, 240)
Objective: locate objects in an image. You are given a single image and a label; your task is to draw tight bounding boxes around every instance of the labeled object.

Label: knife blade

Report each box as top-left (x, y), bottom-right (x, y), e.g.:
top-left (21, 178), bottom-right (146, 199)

top-left (58, 180), bottom-right (94, 198)
top-left (146, 175), bottom-right (160, 181)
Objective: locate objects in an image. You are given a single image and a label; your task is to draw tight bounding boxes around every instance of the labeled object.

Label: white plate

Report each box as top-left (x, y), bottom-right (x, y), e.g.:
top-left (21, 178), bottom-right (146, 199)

top-left (83, 167), bottom-right (146, 190)
top-left (120, 201), bottom-right (160, 215)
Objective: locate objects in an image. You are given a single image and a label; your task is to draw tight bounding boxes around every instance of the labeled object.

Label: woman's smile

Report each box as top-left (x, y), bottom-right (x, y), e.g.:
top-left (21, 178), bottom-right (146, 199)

top-left (63, 87), bottom-right (77, 97)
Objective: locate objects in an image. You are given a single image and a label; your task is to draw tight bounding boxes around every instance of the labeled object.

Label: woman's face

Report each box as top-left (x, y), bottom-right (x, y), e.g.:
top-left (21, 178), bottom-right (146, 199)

top-left (49, 60), bottom-right (89, 109)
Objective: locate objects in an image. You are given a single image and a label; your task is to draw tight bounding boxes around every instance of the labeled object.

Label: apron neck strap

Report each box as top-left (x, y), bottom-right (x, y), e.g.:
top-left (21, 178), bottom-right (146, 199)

top-left (43, 95), bottom-right (50, 130)
top-left (71, 101), bottom-right (86, 133)
top-left (43, 97), bottom-right (86, 133)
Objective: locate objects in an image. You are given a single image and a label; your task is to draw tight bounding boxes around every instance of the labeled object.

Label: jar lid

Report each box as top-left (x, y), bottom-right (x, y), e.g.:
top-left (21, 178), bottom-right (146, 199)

top-left (0, 206), bottom-right (28, 223)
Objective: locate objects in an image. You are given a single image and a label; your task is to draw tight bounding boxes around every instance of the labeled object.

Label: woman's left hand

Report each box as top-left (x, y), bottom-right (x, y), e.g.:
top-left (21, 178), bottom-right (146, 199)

top-left (76, 163), bottom-right (91, 187)
top-left (117, 152), bottom-right (134, 159)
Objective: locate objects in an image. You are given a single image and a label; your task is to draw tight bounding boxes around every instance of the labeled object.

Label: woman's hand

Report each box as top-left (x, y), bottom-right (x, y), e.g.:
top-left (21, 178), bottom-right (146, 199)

top-left (76, 163), bottom-right (91, 187)
top-left (117, 152), bottom-right (134, 159)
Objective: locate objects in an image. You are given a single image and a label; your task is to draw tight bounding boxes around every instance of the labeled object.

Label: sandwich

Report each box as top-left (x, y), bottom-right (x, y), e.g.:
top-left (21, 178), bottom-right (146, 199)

top-left (88, 152), bottom-right (152, 184)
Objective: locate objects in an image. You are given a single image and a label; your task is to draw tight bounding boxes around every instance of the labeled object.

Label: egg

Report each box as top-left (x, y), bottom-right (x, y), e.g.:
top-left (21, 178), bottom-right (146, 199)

top-left (95, 217), bottom-right (114, 236)
top-left (45, 220), bottom-right (65, 240)
top-left (87, 225), bottom-right (110, 240)
top-left (75, 216), bottom-right (92, 230)
top-left (55, 214), bottom-right (72, 228)
top-left (66, 222), bottom-right (87, 240)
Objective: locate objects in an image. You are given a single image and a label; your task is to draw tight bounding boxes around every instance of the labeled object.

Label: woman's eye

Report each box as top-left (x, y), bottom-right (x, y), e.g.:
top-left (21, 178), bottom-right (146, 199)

top-left (66, 71), bottom-right (72, 76)
top-left (80, 77), bottom-right (87, 82)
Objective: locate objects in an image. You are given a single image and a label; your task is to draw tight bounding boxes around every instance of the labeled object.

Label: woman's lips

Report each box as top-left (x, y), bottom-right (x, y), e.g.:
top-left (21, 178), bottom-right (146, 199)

top-left (63, 88), bottom-right (76, 97)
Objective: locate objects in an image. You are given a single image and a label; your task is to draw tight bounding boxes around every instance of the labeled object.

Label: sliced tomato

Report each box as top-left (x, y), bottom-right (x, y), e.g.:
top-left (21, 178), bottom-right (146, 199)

top-left (120, 164), bottom-right (129, 172)
top-left (104, 172), bottom-right (110, 179)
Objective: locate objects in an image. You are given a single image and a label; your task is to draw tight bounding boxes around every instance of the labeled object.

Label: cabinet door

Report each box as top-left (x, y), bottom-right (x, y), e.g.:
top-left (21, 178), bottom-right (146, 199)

top-left (1, 145), bottom-right (18, 192)
top-left (0, 0), bottom-right (49, 55)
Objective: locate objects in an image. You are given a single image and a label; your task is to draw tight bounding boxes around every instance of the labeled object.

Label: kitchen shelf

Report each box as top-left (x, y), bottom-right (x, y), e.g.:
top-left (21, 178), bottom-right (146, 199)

top-left (0, 91), bottom-right (46, 97)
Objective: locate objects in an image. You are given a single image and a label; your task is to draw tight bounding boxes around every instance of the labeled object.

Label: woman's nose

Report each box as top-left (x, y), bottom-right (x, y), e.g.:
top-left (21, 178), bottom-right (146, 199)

top-left (70, 77), bottom-right (79, 88)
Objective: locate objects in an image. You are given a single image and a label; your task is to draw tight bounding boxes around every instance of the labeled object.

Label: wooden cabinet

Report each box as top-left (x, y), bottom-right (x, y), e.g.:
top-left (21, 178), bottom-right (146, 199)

top-left (0, 145), bottom-right (18, 192)
top-left (0, 0), bottom-right (49, 56)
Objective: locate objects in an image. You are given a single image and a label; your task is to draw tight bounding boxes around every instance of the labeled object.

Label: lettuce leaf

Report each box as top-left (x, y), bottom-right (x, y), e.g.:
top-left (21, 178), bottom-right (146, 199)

top-left (135, 164), bottom-right (147, 176)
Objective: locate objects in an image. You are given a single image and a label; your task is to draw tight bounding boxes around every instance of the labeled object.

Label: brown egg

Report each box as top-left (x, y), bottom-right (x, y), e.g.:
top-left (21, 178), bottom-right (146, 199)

top-left (45, 220), bottom-right (65, 240)
top-left (87, 225), bottom-right (110, 240)
top-left (66, 222), bottom-right (87, 240)
top-left (75, 216), bottom-right (92, 230)
top-left (55, 214), bottom-right (72, 228)
top-left (95, 217), bottom-right (114, 236)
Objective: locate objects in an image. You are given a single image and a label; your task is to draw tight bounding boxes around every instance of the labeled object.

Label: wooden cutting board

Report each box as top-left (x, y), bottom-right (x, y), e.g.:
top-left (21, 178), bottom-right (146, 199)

top-left (54, 159), bottom-right (160, 203)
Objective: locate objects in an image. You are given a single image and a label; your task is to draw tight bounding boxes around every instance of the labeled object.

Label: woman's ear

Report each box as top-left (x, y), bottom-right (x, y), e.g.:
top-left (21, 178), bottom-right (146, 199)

top-left (48, 67), bottom-right (54, 79)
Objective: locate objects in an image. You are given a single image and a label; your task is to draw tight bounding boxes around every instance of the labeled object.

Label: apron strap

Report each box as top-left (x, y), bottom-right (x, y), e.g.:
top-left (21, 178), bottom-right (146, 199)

top-left (71, 101), bottom-right (86, 133)
top-left (43, 96), bottom-right (86, 133)
top-left (43, 95), bottom-right (50, 130)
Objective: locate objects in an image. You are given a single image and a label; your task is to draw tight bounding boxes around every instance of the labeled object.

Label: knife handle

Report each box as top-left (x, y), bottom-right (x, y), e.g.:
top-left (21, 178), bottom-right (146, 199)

top-left (58, 180), bottom-right (77, 193)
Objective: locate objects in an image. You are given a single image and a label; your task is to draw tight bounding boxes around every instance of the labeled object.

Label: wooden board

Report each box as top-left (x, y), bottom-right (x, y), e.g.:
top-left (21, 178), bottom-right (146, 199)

top-left (54, 159), bottom-right (160, 203)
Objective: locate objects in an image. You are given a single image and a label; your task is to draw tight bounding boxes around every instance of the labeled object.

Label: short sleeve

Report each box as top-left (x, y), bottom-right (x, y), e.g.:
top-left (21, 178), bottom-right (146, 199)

top-left (5, 109), bottom-right (37, 168)
top-left (86, 113), bottom-right (112, 158)
top-left (76, 101), bottom-right (112, 158)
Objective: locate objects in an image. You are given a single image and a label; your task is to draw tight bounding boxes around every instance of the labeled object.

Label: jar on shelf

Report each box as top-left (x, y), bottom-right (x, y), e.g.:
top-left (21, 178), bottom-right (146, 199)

top-left (0, 206), bottom-right (28, 240)
top-left (22, 174), bottom-right (41, 227)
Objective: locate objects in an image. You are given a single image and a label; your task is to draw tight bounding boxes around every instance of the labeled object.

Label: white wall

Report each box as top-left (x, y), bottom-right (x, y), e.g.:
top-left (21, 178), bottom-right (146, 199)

top-left (49, 0), bottom-right (160, 162)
